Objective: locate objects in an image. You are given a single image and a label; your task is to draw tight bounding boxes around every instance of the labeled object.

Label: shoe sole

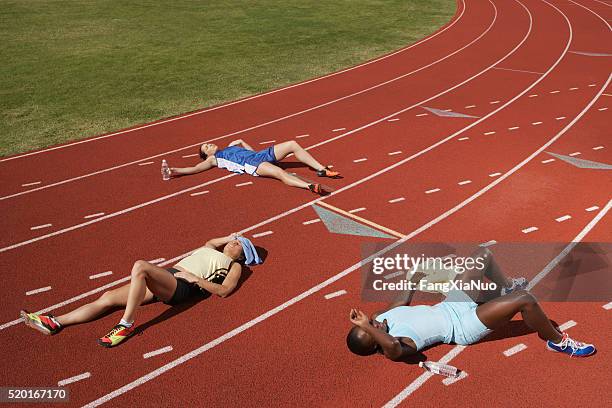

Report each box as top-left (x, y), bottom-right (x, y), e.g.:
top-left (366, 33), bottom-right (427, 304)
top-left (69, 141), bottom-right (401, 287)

top-left (20, 310), bottom-right (52, 335)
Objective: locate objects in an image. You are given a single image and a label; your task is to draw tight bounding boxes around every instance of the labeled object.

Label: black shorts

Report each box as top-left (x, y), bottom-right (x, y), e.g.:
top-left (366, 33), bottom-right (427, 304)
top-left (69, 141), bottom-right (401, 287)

top-left (163, 268), bottom-right (208, 306)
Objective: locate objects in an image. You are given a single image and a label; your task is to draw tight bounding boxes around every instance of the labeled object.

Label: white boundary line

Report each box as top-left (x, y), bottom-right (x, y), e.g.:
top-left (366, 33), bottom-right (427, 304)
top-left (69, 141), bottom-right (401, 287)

top-left (0, 2), bottom-right (487, 202)
top-left (0, 1), bottom-right (469, 164)
top-left (58, 372), bottom-right (91, 387)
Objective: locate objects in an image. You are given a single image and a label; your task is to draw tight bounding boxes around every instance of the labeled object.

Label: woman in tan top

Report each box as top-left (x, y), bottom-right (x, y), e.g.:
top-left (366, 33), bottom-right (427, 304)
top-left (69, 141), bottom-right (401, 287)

top-left (21, 234), bottom-right (249, 348)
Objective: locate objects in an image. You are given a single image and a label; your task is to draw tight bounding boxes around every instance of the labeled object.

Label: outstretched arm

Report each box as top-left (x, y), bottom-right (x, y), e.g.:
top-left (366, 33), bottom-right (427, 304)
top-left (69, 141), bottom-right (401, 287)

top-left (170, 157), bottom-right (215, 176)
top-left (204, 234), bottom-right (237, 249)
top-left (372, 271), bottom-right (426, 319)
top-left (229, 139), bottom-right (254, 151)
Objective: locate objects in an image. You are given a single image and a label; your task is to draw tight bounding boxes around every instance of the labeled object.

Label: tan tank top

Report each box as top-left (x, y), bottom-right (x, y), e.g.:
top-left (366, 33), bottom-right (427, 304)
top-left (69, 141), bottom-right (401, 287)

top-left (175, 247), bottom-right (233, 283)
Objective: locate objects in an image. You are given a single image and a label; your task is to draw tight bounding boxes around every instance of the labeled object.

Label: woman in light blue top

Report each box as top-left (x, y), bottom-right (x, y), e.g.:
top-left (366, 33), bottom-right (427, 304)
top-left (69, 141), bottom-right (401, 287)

top-left (347, 247), bottom-right (596, 360)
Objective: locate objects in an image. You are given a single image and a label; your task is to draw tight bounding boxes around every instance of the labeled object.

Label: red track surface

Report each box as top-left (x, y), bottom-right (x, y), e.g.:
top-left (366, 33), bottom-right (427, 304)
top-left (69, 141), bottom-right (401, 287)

top-left (2, 0), bottom-right (610, 407)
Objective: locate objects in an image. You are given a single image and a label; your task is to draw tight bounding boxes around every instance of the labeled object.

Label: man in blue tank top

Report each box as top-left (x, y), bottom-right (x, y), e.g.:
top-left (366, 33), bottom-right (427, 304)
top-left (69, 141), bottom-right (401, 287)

top-left (168, 139), bottom-right (341, 195)
top-left (347, 247), bottom-right (596, 360)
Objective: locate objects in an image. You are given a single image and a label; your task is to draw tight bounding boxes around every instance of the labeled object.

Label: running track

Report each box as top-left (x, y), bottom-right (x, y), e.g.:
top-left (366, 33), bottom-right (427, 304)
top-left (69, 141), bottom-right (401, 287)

top-left (2, 0), bottom-right (610, 406)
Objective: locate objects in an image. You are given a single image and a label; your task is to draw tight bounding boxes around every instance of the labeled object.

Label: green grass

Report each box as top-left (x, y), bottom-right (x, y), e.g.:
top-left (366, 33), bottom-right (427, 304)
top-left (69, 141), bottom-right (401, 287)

top-left (0, 0), bottom-right (454, 157)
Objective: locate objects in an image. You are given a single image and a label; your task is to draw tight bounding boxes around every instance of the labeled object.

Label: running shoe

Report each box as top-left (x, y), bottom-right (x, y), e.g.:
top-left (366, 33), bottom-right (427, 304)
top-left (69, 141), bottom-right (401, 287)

top-left (316, 166), bottom-right (341, 179)
top-left (546, 333), bottom-right (596, 357)
top-left (97, 324), bottom-right (135, 348)
top-left (308, 183), bottom-right (328, 195)
top-left (501, 277), bottom-right (529, 296)
top-left (20, 310), bottom-right (62, 335)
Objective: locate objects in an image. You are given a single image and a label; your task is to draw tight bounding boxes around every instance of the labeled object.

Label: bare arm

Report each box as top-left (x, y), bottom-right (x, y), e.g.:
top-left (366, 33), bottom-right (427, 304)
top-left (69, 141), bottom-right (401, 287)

top-left (228, 139), bottom-right (254, 151)
top-left (350, 309), bottom-right (416, 360)
top-left (174, 263), bottom-right (242, 298)
top-left (204, 234), bottom-right (236, 249)
top-left (372, 271), bottom-right (426, 319)
top-left (170, 157), bottom-right (215, 176)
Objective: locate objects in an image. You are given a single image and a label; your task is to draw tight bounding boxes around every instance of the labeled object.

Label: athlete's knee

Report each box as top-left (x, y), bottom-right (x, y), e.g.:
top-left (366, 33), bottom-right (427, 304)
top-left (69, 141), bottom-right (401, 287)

top-left (131, 260), bottom-right (150, 278)
top-left (515, 290), bottom-right (537, 309)
top-left (287, 140), bottom-right (300, 150)
top-left (98, 291), bottom-right (118, 307)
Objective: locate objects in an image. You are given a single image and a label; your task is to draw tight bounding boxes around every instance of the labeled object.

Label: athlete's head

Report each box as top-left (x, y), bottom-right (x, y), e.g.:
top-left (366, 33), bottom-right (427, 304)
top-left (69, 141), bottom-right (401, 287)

top-left (199, 143), bottom-right (218, 160)
top-left (223, 238), bottom-right (245, 262)
top-left (346, 318), bottom-right (388, 357)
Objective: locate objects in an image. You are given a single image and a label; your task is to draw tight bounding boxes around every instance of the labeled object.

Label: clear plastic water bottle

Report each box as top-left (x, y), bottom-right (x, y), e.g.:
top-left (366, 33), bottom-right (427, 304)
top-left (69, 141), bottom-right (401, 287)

top-left (161, 159), bottom-right (170, 181)
top-left (419, 361), bottom-right (459, 378)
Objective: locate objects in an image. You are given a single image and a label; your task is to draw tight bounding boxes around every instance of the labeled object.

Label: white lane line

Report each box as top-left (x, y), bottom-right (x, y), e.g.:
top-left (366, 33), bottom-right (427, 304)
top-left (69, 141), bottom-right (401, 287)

top-left (550, 90), bottom-right (560, 94)
top-left (508, 126), bottom-right (520, 130)
top-left (58, 372), bottom-right (91, 387)
top-left (89, 271), bottom-right (113, 280)
top-left (143, 346), bottom-right (173, 359)
top-left (598, 107), bottom-right (608, 111)
top-left (182, 153), bottom-right (199, 158)
top-left (464, 105), bottom-right (476, 109)
top-left (443, 371), bottom-right (468, 386)
top-left (489, 172), bottom-right (502, 177)
top-left (190, 190), bottom-right (209, 197)
top-left (603, 302), bottom-right (612, 310)
top-left (588, 84), bottom-right (596, 87)
top-left (415, 113), bottom-right (429, 117)
top-left (383, 346), bottom-right (466, 407)
top-left (541, 158), bottom-right (555, 163)
top-left (522, 226), bottom-right (539, 234)
top-left (490, 100), bottom-right (500, 104)
top-left (30, 223), bottom-right (52, 230)
top-left (26, 286), bottom-right (52, 296)
top-left (555, 116), bottom-right (566, 120)
top-left (389, 197), bottom-right (406, 203)
top-left (348, 207), bottom-right (366, 214)
top-left (353, 158), bottom-right (368, 163)
top-left (425, 188), bottom-right (440, 194)
top-left (252, 231), bottom-right (273, 238)
top-left (458, 137), bottom-right (469, 141)
top-left (484, 131), bottom-right (496, 135)
top-left (569, 87), bottom-right (579, 90)
top-left (388, 118), bottom-right (400, 122)
top-left (0, 0), bottom-right (469, 165)
top-left (148, 258), bottom-right (166, 264)
top-left (555, 215), bottom-right (572, 222)
top-left (528, 94), bottom-right (538, 98)
top-left (458, 180), bottom-right (472, 185)
top-left (493, 67), bottom-right (544, 75)
top-left (332, 128), bottom-right (346, 132)
top-left (585, 206), bottom-right (599, 212)
top-left (138, 161), bottom-right (155, 166)
top-left (558, 320), bottom-right (577, 331)
top-left (324, 290), bottom-right (347, 300)
top-left (503, 344), bottom-right (527, 357)
top-left (295, 134), bottom-right (309, 139)
top-left (384, 271), bottom-right (405, 280)
top-left (259, 140), bottom-right (276, 145)
top-left (21, 181), bottom-right (42, 187)
top-left (592, 146), bottom-right (604, 150)
top-left (532, 121), bottom-right (543, 125)
top-left (388, 151), bottom-right (403, 156)
top-left (568, 151), bottom-right (581, 156)
top-left (236, 181), bottom-right (253, 187)
top-left (84, 212), bottom-right (105, 219)
top-left (302, 219), bottom-right (321, 225)
top-left (479, 240), bottom-right (497, 247)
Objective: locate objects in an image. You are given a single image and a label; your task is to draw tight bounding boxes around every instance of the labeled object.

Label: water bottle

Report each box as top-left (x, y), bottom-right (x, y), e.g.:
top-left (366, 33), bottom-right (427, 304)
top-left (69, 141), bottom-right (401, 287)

top-left (419, 361), bottom-right (459, 378)
top-left (161, 159), bottom-right (170, 181)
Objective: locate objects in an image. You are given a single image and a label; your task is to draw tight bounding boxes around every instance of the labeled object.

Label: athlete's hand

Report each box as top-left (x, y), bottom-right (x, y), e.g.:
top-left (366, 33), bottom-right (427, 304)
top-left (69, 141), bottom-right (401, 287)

top-left (349, 309), bottom-right (370, 328)
top-left (228, 139), bottom-right (243, 147)
top-left (174, 271), bottom-right (199, 284)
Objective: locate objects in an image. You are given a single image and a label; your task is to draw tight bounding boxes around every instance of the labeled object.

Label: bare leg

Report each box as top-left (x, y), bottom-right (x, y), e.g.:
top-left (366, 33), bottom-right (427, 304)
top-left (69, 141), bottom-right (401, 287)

top-left (121, 260), bottom-right (177, 323)
top-left (256, 162), bottom-right (310, 189)
top-left (455, 247), bottom-right (512, 302)
top-left (273, 141), bottom-right (324, 170)
top-left (476, 290), bottom-right (563, 343)
top-left (56, 284), bottom-right (155, 327)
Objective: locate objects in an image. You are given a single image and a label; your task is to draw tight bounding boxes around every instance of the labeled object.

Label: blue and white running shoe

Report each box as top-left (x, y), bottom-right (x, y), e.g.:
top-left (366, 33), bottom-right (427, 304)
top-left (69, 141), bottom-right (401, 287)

top-left (501, 277), bottom-right (529, 296)
top-left (546, 333), bottom-right (596, 357)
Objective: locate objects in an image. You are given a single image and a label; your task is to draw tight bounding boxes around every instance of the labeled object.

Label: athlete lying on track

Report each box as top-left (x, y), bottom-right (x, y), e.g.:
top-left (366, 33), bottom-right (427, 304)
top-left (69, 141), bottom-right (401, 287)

top-left (347, 247), bottom-right (596, 359)
top-left (167, 139), bottom-right (341, 194)
top-left (21, 234), bottom-right (261, 348)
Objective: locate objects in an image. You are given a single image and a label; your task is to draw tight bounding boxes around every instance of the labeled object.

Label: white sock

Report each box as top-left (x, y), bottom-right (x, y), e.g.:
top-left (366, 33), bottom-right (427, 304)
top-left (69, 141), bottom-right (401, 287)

top-left (119, 319), bottom-right (133, 328)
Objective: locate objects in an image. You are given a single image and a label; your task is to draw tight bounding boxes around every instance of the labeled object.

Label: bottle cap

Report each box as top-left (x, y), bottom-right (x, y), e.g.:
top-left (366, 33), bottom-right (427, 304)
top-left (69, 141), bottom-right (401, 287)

top-left (418, 362), bottom-right (424, 367)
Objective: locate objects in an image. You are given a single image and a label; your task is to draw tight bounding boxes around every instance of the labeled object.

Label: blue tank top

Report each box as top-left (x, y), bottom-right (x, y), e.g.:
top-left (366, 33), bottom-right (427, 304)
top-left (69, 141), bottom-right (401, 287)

top-left (375, 305), bottom-right (453, 351)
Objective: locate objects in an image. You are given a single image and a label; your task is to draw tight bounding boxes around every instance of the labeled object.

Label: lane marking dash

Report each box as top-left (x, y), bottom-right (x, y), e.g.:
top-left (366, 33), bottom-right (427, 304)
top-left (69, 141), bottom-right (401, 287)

top-left (458, 180), bottom-right (472, 185)
top-left (603, 302), bottom-right (612, 310)
top-left (296, 134), bottom-right (309, 139)
top-left (532, 121), bottom-right (543, 125)
top-left (348, 207), bottom-right (366, 214)
top-left (425, 188), bottom-right (440, 194)
top-left (550, 90), bottom-right (560, 94)
top-left (458, 137), bottom-right (469, 141)
top-left (21, 181), bottom-right (42, 187)
top-left (138, 161), bottom-right (154, 166)
top-left (541, 158), bottom-right (555, 164)
top-left (484, 131), bottom-right (496, 135)
top-left (490, 100), bottom-right (500, 104)
top-left (143, 346), bottom-right (173, 359)
top-left (236, 182), bottom-right (253, 187)
top-left (388, 151), bottom-right (402, 156)
top-left (190, 190), bottom-right (210, 197)
top-left (387, 118), bottom-right (400, 122)
top-left (464, 105), bottom-right (476, 109)
top-left (302, 219), bottom-right (320, 225)
top-left (58, 372), bottom-right (91, 387)
top-left (353, 158), bottom-right (368, 163)
top-left (568, 152), bottom-right (581, 156)
top-left (522, 226), bottom-right (539, 234)
top-left (389, 197), bottom-right (405, 203)
top-left (89, 271), bottom-right (113, 280)
top-left (528, 94), bottom-right (538, 98)
top-left (585, 206), bottom-right (599, 212)
top-left (598, 107), bottom-right (608, 111)
top-left (332, 128), bottom-right (346, 132)
top-left (555, 116), bottom-right (566, 120)
top-left (479, 240), bottom-right (497, 247)
top-left (84, 212), bottom-right (105, 219)
top-left (558, 320), bottom-right (577, 331)
top-left (592, 146), bottom-right (604, 150)
top-left (26, 286), bottom-right (52, 296)
top-left (259, 140), bottom-right (276, 145)
top-left (503, 343), bottom-right (527, 357)
top-left (555, 215), bottom-right (572, 222)
top-left (416, 113), bottom-right (428, 117)
top-left (30, 223), bottom-right (52, 230)
top-left (488, 172), bottom-right (502, 177)
top-left (252, 231), bottom-right (273, 238)
top-left (324, 290), bottom-right (347, 300)
top-left (443, 371), bottom-right (468, 386)
top-left (508, 126), bottom-right (520, 130)
top-left (182, 153), bottom-right (199, 158)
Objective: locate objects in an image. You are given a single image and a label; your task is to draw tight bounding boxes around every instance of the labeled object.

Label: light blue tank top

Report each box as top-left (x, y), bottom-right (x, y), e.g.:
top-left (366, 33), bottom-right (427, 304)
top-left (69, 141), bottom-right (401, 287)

top-left (375, 305), bottom-right (452, 351)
